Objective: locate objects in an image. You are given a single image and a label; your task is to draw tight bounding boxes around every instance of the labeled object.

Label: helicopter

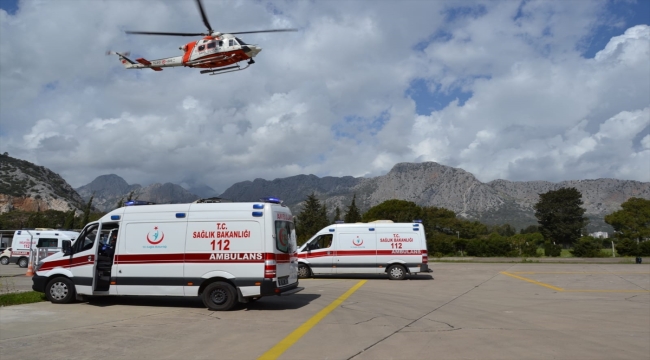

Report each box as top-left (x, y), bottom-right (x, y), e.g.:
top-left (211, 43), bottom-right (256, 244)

top-left (109, 0), bottom-right (296, 75)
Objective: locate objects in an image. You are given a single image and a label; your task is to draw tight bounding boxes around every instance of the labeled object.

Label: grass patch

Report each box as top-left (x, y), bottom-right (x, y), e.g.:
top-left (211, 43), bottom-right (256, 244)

top-left (0, 291), bottom-right (46, 307)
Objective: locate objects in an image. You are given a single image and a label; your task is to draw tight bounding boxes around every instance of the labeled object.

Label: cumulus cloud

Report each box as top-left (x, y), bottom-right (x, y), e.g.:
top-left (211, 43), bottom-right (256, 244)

top-left (0, 0), bottom-right (648, 194)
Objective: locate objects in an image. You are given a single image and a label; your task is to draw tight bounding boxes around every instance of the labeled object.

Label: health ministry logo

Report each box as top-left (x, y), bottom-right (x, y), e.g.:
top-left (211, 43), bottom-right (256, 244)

top-left (352, 236), bottom-right (364, 247)
top-left (147, 226), bottom-right (165, 245)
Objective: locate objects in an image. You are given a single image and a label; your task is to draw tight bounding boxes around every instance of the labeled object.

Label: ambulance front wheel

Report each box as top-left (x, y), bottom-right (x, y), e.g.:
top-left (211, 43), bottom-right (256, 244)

top-left (0, 257), bottom-right (8, 265)
top-left (45, 277), bottom-right (76, 304)
top-left (202, 281), bottom-right (237, 311)
top-left (387, 264), bottom-right (406, 280)
top-left (298, 264), bottom-right (312, 278)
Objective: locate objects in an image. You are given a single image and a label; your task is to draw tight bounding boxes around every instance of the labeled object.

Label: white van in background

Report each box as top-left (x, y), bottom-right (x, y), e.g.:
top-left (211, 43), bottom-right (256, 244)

top-left (297, 221), bottom-right (430, 280)
top-left (32, 198), bottom-right (303, 311)
top-left (10, 230), bottom-right (79, 268)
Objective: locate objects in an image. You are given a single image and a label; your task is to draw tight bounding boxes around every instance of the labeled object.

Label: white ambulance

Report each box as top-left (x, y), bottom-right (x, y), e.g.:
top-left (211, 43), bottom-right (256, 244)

top-left (297, 221), bottom-right (430, 280)
top-left (10, 229), bottom-right (79, 268)
top-left (32, 198), bottom-right (303, 311)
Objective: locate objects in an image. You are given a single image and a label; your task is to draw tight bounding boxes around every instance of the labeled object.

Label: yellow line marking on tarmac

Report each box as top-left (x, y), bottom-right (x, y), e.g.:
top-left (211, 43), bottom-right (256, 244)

top-left (512, 272), bottom-right (650, 275)
top-left (500, 271), bottom-right (564, 291)
top-left (501, 272), bottom-right (650, 293)
top-left (564, 289), bottom-right (650, 293)
top-left (258, 280), bottom-right (367, 360)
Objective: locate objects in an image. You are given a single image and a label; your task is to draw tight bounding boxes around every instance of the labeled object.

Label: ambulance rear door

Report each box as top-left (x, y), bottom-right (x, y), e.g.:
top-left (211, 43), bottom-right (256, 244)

top-left (272, 209), bottom-right (298, 286)
top-left (376, 225), bottom-right (422, 273)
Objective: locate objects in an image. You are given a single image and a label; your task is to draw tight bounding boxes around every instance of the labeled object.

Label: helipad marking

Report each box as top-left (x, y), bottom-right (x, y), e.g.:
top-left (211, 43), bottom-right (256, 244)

top-left (258, 280), bottom-right (367, 360)
top-left (501, 271), bottom-right (649, 293)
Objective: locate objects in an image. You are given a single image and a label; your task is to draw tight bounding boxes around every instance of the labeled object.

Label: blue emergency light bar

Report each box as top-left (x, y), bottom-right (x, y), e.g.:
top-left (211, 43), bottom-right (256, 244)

top-left (413, 219), bottom-right (423, 223)
top-left (260, 197), bottom-right (282, 204)
top-left (334, 220), bottom-right (345, 224)
top-left (125, 200), bottom-right (156, 206)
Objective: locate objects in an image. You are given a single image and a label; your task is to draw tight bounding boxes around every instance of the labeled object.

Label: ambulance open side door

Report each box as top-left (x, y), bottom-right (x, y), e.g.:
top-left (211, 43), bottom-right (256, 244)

top-left (67, 223), bottom-right (101, 295)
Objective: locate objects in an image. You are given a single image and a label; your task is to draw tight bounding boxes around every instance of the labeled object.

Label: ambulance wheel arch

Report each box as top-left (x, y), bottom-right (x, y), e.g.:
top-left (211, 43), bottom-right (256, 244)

top-left (298, 263), bottom-right (312, 278)
top-left (0, 256), bottom-right (8, 265)
top-left (200, 280), bottom-right (238, 311)
top-left (45, 276), bottom-right (76, 304)
top-left (197, 276), bottom-right (236, 297)
top-left (386, 264), bottom-right (407, 280)
top-left (18, 257), bottom-right (28, 268)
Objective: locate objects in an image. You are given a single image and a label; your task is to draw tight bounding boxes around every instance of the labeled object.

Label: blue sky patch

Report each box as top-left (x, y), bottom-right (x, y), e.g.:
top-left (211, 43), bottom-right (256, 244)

top-left (581, 0), bottom-right (650, 58)
top-left (0, 0), bottom-right (19, 15)
top-left (406, 78), bottom-right (473, 115)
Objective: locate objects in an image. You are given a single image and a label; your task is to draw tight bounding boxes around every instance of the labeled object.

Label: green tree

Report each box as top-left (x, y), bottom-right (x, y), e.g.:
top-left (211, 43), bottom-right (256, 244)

top-left (604, 197), bottom-right (650, 243)
top-left (344, 194), bottom-right (362, 223)
top-left (534, 187), bottom-right (588, 247)
top-left (333, 206), bottom-right (342, 222)
top-left (80, 195), bottom-right (94, 228)
top-left (295, 193), bottom-right (329, 244)
top-left (362, 199), bottom-right (422, 223)
top-left (544, 241), bottom-right (562, 257)
top-left (615, 238), bottom-right (639, 256)
top-left (571, 236), bottom-right (603, 257)
top-left (639, 241), bottom-right (650, 256)
top-left (520, 225), bottom-right (540, 234)
top-left (63, 210), bottom-right (75, 229)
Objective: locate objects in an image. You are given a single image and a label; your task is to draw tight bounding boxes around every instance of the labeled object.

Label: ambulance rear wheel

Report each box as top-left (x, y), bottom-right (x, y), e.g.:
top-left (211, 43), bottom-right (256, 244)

top-left (203, 282), bottom-right (237, 311)
top-left (18, 257), bottom-right (28, 268)
top-left (298, 264), bottom-right (311, 278)
top-left (45, 277), bottom-right (76, 304)
top-left (387, 265), bottom-right (406, 280)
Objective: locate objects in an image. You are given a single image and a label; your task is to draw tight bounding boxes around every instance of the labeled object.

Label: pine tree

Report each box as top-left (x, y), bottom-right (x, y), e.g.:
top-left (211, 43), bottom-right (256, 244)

top-left (63, 210), bottom-right (75, 229)
top-left (534, 187), bottom-right (588, 247)
top-left (295, 193), bottom-right (329, 244)
top-left (80, 195), bottom-right (94, 228)
top-left (344, 194), bottom-right (362, 223)
top-left (333, 206), bottom-right (342, 222)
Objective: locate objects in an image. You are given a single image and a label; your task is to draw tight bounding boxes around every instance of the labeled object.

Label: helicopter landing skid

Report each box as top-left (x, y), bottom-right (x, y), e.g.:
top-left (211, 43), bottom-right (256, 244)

top-left (200, 62), bottom-right (251, 76)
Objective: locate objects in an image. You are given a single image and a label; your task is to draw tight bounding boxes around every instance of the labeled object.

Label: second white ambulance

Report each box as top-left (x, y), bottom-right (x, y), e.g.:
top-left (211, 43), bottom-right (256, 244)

top-left (297, 221), bottom-right (430, 280)
top-left (32, 198), bottom-right (303, 311)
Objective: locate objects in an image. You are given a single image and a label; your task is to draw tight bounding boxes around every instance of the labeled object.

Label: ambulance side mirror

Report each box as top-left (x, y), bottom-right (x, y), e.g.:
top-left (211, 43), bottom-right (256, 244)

top-left (62, 240), bottom-right (72, 256)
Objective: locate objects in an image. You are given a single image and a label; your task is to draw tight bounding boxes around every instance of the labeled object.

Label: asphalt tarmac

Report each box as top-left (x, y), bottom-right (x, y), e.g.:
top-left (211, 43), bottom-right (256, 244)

top-left (0, 263), bottom-right (648, 360)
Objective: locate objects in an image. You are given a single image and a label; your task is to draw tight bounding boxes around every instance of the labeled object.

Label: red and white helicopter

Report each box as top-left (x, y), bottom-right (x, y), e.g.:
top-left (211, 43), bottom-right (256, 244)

top-left (109, 0), bottom-right (295, 75)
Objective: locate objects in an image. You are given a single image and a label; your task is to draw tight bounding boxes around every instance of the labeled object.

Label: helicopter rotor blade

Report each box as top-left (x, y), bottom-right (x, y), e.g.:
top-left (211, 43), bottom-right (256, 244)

top-left (228, 29), bottom-right (298, 35)
top-left (125, 31), bottom-right (206, 36)
top-left (195, 0), bottom-right (213, 34)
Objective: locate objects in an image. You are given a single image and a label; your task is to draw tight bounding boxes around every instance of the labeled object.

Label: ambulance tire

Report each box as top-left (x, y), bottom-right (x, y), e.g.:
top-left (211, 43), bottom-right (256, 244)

top-left (45, 277), bottom-right (76, 304)
top-left (18, 257), bottom-right (28, 268)
top-left (387, 264), bottom-right (406, 280)
top-left (298, 264), bottom-right (312, 278)
top-left (0, 257), bottom-right (8, 265)
top-left (203, 281), bottom-right (237, 311)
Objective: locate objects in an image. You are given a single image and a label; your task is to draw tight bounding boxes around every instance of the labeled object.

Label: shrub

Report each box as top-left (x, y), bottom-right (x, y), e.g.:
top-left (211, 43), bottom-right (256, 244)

top-left (521, 242), bottom-right (540, 257)
top-left (544, 241), bottom-right (562, 257)
top-left (467, 239), bottom-right (486, 256)
top-left (571, 236), bottom-right (603, 257)
top-left (615, 238), bottom-right (639, 256)
top-left (639, 240), bottom-right (650, 256)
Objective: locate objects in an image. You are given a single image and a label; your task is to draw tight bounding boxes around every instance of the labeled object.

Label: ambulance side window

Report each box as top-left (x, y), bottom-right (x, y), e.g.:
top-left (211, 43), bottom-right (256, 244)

top-left (309, 235), bottom-right (332, 250)
top-left (74, 224), bottom-right (99, 253)
top-left (37, 238), bottom-right (58, 248)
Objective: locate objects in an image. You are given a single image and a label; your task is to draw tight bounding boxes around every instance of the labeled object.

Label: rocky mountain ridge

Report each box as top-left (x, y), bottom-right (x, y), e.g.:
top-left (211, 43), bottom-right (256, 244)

top-left (75, 174), bottom-right (200, 212)
top-left (219, 162), bottom-right (650, 232)
top-left (0, 154), bottom-right (86, 214)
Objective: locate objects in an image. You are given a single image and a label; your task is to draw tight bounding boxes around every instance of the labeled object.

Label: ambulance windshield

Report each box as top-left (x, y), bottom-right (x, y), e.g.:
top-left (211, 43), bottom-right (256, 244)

top-left (274, 221), bottom-right (295, 254)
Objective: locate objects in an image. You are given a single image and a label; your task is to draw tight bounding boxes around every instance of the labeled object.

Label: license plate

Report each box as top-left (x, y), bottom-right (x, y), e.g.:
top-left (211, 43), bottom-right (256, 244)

top-left (278, 276), bottom-right (289, 286)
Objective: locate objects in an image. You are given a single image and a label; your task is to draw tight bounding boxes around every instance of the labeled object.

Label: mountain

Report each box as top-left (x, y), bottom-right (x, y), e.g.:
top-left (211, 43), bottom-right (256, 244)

top-left (0, 154), bottom-right (86, 213)
top-left (76, 175), bottom-right (200, 212)
top-left (219, 162), bottom-right (650, 232)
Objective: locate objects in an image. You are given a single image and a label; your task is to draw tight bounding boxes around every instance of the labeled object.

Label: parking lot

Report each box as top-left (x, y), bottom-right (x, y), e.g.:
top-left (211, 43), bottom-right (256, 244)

top-left (1, 263), bottom-right (648, 360)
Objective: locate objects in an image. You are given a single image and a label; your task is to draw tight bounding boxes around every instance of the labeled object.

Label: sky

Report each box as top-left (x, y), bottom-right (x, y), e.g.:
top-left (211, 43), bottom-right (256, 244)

top-left (0, 0), bottom-right (649, 193)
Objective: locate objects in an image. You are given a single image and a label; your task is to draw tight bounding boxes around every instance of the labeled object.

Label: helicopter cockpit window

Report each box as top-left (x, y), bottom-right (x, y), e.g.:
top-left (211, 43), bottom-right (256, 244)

top-left (229, 39), bottom-right (235, 47)
top-left (219, 40), bottom-right (223, 47)
top-left (198, 45), bottom-right (205, 51)
top-left (235, 37), bottom-right (247, 45)
top-left (207, 41), bottom-right (216, 49)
